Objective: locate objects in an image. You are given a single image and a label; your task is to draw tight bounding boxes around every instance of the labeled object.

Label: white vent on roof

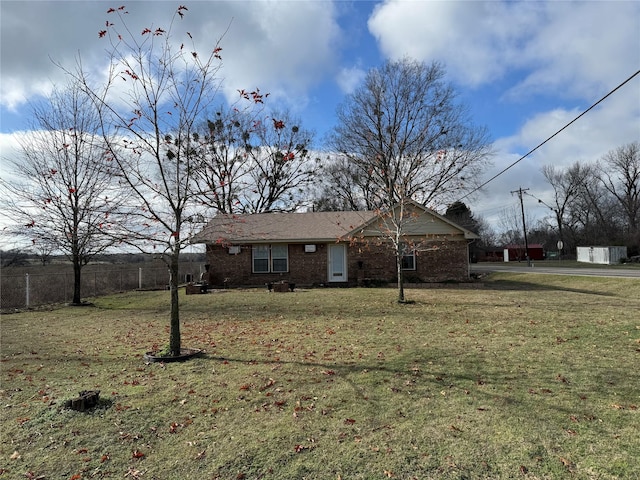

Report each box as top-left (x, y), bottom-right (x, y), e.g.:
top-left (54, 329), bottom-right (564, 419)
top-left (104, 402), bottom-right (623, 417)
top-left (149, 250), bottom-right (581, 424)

top-left (228, 246), bottom-right (240, 255)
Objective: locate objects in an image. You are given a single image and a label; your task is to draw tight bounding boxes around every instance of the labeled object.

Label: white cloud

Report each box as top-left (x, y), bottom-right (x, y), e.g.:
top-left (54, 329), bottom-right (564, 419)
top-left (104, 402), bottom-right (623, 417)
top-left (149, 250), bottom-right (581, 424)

top-left (336, 65), bottom-right (367, 94)
top-left (368, 0), bottom-right (640, 97)
top-left (0, 1), bottom-right (342, 115)
top-left (368, 0), bottom-right (539, 87)
top-left (191, 1), bottom-right (341, 110)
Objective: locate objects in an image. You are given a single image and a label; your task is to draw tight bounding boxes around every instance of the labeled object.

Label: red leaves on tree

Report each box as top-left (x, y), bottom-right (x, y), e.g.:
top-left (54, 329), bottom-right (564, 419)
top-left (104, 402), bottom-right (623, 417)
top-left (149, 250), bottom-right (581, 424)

top-left (99, 30), bottom-right (107, 38)
top-left (25, 220), bottom-right (35, 228)
top-left (68, 188), bottom-right (77, 194)
top-left (154, 28), bottom-right (165, 36)
top-left (141, 27), bottom-right (152, 35)
top-left (177, 5), bottom-right (188, 17)
top-left (238, 88), bottom-right (266, 103)
top-left (272, 119), bottom-right (285, 130)
top-left (213, 46), bottom-right (222, 60)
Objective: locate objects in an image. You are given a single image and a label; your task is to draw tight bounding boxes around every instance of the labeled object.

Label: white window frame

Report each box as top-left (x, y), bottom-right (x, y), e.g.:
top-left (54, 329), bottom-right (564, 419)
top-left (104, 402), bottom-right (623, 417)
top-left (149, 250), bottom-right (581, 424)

top-left (401, 244), bottom-right (416, 271)
top-left (252, 244), bottom-right (289, 273)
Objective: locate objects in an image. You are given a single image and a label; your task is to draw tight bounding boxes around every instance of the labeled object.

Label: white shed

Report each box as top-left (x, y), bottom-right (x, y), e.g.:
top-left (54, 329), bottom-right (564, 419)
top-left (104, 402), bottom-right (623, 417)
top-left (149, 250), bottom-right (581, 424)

top-left (576, 246), bottom-right (627, 265)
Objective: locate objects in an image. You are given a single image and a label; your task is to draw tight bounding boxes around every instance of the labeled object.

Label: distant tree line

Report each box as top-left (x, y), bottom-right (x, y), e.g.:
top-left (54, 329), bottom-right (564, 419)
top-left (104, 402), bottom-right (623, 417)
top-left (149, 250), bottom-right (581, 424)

top-left (495, 142), bottom-right (639, 258)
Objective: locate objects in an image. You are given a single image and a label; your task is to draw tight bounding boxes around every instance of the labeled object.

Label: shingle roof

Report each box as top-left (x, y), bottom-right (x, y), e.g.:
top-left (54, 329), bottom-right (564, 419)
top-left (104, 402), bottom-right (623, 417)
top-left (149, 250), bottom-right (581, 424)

top-left (191, 210), bottom-right (378, 244)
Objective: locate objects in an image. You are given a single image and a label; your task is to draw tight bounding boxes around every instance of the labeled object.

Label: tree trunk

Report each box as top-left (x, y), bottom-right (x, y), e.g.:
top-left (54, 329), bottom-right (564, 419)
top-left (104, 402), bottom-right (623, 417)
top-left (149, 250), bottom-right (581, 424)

top-left (396, 249), bottom-right (405, 303)
top-left (72, 257), bottom-right (82, 305)
top-left (169, 249), bottom-right (181, 356)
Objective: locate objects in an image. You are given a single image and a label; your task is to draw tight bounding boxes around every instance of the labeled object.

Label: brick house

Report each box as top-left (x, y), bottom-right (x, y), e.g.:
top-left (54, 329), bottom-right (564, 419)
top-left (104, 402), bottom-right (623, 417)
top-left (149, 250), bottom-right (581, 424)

top-left (191, 201), bottom-right (479, 288)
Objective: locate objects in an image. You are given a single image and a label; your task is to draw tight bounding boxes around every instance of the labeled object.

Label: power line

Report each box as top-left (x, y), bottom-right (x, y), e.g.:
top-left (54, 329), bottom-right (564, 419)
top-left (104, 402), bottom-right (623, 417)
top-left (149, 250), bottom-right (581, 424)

top-left (458, 69), bottom-right (640, 202)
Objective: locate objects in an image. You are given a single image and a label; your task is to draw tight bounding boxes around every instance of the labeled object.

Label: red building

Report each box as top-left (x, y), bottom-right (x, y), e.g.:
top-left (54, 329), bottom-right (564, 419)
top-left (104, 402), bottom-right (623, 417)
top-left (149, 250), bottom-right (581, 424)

top-left (504, 244), bottom-right (545, 261)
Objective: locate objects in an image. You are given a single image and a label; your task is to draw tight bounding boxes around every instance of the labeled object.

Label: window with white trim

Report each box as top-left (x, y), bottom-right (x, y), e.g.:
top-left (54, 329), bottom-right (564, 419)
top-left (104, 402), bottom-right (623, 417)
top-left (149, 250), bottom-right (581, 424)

top-left (401, 244), bottom-right (416, 270)
top-left (252, 244), bottom-right (289, 273)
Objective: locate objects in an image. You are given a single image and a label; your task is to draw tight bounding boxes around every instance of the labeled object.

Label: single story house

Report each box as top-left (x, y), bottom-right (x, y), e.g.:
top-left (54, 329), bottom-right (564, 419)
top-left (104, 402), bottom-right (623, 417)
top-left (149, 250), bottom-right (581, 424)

top-left (191, 201), bottom-right (480, 288)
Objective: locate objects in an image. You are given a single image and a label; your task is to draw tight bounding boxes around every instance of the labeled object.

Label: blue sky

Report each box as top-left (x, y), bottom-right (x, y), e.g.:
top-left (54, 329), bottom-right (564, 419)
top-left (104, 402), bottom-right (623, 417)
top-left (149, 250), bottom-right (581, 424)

top-left (1, 0), bottom-right (639, 232)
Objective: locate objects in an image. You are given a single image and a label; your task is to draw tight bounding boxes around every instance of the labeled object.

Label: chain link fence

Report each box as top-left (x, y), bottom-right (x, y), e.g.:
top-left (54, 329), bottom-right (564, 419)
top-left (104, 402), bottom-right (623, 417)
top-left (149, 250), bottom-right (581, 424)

top-left (1, 262), bottom-right (203, 310)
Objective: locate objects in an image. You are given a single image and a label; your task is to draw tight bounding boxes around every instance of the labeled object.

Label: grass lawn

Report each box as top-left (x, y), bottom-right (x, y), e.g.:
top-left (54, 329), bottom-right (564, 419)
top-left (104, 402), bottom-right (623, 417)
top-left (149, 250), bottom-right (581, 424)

top-left (1, 273), bottom-right (639, 479)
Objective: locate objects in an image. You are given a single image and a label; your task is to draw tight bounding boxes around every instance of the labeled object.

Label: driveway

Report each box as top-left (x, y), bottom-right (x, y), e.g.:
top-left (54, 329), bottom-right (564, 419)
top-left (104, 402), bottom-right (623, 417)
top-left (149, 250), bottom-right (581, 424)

top-left (471, 263), bottom-right (640, 279)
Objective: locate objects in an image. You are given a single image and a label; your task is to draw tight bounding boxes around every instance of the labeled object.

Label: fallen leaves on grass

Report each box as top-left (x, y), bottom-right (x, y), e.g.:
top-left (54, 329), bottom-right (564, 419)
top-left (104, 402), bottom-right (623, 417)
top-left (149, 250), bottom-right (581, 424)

top-left (132, 449), bottom-right (145, 459)
top-left (24, 472), bottom-right (46, 480)
top-left (124, 467), bottom-right (143, 478)
top-left (559, 456), bottom-right (575, 471)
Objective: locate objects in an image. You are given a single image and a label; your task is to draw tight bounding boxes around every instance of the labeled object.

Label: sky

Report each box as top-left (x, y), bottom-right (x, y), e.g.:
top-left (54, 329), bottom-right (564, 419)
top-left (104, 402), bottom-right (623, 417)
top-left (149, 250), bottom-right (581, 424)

top-left (1, 0), bottom-right (639, 237)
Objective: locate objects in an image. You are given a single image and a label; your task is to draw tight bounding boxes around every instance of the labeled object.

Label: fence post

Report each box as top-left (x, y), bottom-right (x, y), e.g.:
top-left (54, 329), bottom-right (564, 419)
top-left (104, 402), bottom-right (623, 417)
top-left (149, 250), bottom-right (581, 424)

top-left (25, 273), bottom-right (30, 308)
top-left (139, 267), bottom-right (142, 290)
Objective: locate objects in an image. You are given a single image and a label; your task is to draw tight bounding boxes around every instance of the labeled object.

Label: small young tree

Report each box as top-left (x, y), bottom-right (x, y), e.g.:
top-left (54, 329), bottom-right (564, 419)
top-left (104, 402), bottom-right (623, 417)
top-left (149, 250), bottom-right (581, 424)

top-left (72, 4), bottom-right (258, 356)
top-left (0, 82), bottom-right (122, 304)
top-left (327, 58), bottom-right (492, 301)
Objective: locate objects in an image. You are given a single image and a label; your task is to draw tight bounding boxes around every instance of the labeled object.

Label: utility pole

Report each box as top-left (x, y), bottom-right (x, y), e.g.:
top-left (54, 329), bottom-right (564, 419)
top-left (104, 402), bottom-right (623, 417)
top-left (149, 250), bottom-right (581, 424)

top-left (511, 187), bottom-right (531, 267)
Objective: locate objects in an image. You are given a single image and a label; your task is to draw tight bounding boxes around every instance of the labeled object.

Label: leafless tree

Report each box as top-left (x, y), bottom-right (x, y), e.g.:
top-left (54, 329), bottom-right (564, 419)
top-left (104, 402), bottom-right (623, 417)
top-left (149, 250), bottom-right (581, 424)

top-left (541, 162), bottom-right (591, 253)
top-left (242, 110), bottom-right (317, 213)
top-left (0, 82), bottom-right (123, 304)
top-left (192, 107), bottom-right (253, 214)
top-left (69, 5), bottom-right (249, 356)
top-left (327, 58), bottom-right (492, 301)
top-left (328, 59), bottom-right (492, 210)
top-left (194, 108), bottom-right (317, 214)
top-left (597, 142), bottom-right (640, 251)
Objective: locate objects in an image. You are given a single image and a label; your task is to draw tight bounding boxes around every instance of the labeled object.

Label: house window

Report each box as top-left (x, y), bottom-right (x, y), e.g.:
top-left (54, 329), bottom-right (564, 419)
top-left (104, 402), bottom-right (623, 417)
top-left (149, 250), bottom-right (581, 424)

top-left (253, 245), bottom-right (269, 273)
top-left (401, 244), bottom-right (416, 270)
top-left (252, 244), bottom-right (289, 273)
top-left (271, 245), bottom-right (288, 272)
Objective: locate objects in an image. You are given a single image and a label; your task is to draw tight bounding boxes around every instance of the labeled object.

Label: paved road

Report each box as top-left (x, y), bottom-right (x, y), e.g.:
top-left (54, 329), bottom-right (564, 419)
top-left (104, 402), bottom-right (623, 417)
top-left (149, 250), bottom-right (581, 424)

top-left (471, 263), bottom-right (640, 279)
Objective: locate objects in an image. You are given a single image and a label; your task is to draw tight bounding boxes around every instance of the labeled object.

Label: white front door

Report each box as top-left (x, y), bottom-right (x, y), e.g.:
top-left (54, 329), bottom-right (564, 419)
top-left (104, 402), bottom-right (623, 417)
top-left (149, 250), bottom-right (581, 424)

top-left (328, 244), bottom-right (347, 282)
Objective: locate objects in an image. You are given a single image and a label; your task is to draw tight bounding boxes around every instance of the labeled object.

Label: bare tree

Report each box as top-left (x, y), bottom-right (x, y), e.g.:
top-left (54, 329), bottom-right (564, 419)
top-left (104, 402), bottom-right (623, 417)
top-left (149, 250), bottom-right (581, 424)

top-left (597, 142), bottom-right (640, 252)
top-left (194, 108), bottom-right (317, 214)
top-left (541, 162), bottom-right (591, 254)
top-left (314, 155), bottom-right (372, 211)
top-left (0, 82), bottom-right (122, 304)
top-left (70, 5), bottom-right (254, 356)
top-left (328, 59), bottom-right (492, 210)
top-left (327, 58), bottom-right (492, 301)
top-left (242, 110), bottom-right (317, 213)
top-left (193, 106), bottom-right (254, 214)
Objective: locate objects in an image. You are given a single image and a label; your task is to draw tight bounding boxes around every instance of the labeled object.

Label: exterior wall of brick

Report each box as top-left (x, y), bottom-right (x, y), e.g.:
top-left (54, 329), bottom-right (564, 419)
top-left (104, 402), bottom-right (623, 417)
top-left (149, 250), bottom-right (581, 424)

top-left (348, 239), bottom-right (469, 284)
top-left (205, 238), bottom-right (470, 287)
